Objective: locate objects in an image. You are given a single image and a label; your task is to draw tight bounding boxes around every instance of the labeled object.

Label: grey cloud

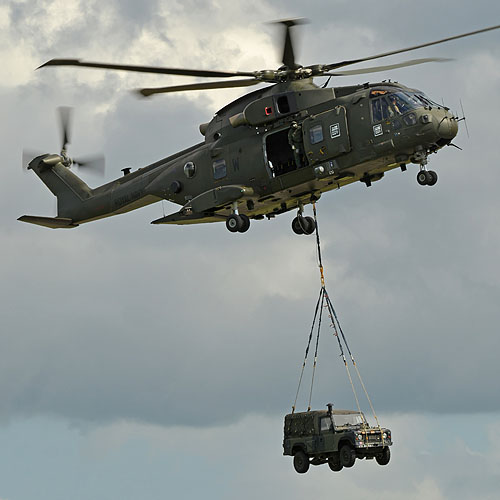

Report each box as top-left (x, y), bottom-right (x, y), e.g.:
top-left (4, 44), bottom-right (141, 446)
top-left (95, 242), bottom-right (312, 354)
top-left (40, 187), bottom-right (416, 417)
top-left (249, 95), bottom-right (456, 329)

top-left (2, 0), bottom-right (500, 428)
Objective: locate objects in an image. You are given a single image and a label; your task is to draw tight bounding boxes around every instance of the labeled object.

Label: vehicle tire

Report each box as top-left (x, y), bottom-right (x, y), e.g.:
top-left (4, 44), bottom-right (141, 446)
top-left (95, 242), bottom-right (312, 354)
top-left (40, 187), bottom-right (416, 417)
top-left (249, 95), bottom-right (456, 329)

top-left (339, 444), bottom-right (356, 468)
top-left (238, 214), bottom-right (250, 233)
top-left (226, 214), bottom-right (243, 233)
top-left (328, 456), bottom-right (343, 472)
top-left (292, 216), bottom-right (305, 235)
top-left (427, 170), bottom-right (438, 186)
top-left (417, 170), bottom-right (428, 185)
top-left (303, 216), bottom-right (316, 235)
top-left (293, 450), bottom-right (310, 474)
top-left (376, 447), bottom-right (391, 466)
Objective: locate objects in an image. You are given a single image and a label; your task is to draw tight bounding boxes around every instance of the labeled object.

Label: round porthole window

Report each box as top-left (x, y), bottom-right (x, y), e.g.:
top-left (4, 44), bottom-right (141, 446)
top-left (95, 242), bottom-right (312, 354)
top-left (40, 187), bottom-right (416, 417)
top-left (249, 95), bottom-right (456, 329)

top-left (183, 161), bottom-right (196, 178)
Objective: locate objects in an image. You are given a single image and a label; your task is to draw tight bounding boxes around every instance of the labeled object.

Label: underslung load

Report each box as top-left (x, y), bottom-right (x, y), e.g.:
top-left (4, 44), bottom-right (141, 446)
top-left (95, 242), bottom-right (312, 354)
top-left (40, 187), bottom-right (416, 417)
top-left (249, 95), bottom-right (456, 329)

top-left (283, 205), bottom-right (393, 474)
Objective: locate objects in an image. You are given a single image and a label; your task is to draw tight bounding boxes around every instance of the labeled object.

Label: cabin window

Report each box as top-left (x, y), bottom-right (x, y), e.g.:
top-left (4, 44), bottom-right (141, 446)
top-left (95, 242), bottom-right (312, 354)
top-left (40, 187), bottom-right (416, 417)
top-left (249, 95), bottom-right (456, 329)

top-left (184, 161), bottom-right (196, 178)
top-left (213, 159), bottom-right (227, 180)
top-left (309, 124), bottom-right (324, 145)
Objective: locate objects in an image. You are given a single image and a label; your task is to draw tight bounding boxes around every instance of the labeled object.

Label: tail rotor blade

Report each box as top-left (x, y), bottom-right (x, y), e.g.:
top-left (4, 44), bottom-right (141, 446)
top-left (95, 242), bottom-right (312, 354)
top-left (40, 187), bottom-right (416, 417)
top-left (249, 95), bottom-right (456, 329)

top-left (73, 154), bottom-right (106, 176)
top-left (58, 106), bottom-right (73, 151)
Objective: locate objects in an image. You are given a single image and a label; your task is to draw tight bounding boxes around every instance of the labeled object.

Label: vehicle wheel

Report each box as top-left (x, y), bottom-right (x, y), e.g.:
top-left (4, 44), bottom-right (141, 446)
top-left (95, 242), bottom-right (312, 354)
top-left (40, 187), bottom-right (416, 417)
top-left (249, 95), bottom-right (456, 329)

top-left (376, 447), bottom-right (391, 466)
top-left (226, 214), bottom-right (243, 233)
top-left (293, 450), bottom-right (310, 474)
top-left (417, 170), bottom-right (428, 185)
top-left (303, 216), bottom-right (316, 235)
top-left (238, 214), bottom-right (250, 233)
top-left (328, 456), bottom-right (343, 472)
top-left (292, 216), bottom-right (304, 235)
top-left (427, 170), bottom-right (438, 186)
top-left (339, 444), bottom-right (356, 468)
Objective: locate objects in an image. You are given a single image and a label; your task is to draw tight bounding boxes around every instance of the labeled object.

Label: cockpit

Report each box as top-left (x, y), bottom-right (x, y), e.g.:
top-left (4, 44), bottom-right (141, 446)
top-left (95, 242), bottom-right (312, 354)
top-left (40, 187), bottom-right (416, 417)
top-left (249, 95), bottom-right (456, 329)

top-left (370, 89), bottom-right (445, 124)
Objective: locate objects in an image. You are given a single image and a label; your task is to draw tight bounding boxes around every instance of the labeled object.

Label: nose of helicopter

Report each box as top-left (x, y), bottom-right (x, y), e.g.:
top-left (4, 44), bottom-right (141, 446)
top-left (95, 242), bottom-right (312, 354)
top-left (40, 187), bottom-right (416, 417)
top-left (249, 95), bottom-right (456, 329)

top-left (437, 112), bottom-right (459, 140)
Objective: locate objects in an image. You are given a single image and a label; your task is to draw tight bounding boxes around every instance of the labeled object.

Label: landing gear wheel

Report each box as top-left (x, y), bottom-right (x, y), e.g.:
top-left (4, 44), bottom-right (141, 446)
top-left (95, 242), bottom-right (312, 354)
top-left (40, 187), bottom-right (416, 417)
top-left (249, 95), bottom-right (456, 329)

top-left (427, 170), bottom-right (438, 186)
top-left (328, 456), bottom-right (343, 472)
top-left (293, 450), bottom-right (310, 474)
top-left (339, 444), bottom-right (356, 468)
top-left (417, 170), bottom-right (429, 186)
top-left (238, 214), bottom-right (250, 233)
top-left (292, 216), bottom-right (305, 235)
top-left (226, 214), bottom-right (243, 233)
top-left (303, 216), bottom-right (316, 235)
top-left (292, 215), bottom-right (315, 235)
top-left (376, 447), bottom-right (391, 466)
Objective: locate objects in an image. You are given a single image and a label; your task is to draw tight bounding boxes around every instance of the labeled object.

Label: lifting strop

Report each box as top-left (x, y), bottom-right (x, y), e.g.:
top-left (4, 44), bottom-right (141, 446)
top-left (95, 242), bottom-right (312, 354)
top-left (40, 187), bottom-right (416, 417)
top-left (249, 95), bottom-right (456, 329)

top-left (291, 203), bottom-right (384, 440)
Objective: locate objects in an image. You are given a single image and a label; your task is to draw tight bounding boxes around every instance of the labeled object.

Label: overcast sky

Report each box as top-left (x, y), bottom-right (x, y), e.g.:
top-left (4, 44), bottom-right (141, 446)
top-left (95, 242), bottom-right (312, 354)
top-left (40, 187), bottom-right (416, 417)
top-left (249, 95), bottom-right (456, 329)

top-left (2, 1), bottom-right (500, 499)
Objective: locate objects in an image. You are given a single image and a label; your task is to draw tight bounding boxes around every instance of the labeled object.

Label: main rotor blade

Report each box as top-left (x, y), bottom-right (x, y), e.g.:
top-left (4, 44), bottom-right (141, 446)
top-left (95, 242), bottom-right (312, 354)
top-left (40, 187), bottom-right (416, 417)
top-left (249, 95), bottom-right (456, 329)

top-left (39, 59), bottom-right (256, 79)
top-left (326, 57), bottom-right (452, 76)
top-left (137, 78), bottom-right (262, 97)
top-left (58, 106), bottom-right (72, 151)
top-left (273, 19), bottom-right (307, 69)
top-left (322, 24), bottom-right (500, 71)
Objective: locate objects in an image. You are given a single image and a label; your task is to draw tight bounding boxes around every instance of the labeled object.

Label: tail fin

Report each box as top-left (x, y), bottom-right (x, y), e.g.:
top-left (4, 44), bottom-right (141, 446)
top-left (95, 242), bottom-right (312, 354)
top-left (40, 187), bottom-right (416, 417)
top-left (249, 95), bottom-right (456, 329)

top-left (19, 154), bottom-right (92, 228)
top-left (29, 154), bottom-right (92, 216)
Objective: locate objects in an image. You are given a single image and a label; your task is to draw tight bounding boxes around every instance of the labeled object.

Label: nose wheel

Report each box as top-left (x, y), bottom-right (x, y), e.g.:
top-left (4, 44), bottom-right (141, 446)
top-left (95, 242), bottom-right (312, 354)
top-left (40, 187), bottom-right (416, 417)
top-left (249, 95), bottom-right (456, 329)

top-left (417, 169), bottom-right (438, 186)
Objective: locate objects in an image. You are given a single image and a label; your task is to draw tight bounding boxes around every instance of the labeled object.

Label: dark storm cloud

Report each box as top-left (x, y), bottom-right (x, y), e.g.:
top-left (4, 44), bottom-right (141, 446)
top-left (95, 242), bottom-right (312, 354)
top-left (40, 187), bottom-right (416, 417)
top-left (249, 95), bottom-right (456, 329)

top-left (2, 0), bottom-right (500, 428)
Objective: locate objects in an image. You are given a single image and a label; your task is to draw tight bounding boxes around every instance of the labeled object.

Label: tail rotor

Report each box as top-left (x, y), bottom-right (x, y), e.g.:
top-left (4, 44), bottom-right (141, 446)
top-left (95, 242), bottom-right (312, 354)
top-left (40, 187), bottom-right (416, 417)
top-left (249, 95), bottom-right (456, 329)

top-left (22, 107), bottom-right (105, 176)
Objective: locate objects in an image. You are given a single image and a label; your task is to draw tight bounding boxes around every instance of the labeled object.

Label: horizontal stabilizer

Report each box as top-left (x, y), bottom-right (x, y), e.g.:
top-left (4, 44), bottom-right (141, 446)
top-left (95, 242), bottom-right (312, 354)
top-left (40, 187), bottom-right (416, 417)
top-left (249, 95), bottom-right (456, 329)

top-left (151, 210), bottom-right (225, 225)
top-left (18, 215), bottom-right (79, 229)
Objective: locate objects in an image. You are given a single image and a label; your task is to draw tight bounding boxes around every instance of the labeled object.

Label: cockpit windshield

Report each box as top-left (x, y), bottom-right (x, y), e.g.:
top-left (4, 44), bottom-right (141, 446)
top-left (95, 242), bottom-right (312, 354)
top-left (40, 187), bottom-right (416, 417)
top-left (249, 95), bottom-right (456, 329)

top-left (370, 90), bottom-right (445, 123)
top-left (371, 91), bottom-right (420, 122)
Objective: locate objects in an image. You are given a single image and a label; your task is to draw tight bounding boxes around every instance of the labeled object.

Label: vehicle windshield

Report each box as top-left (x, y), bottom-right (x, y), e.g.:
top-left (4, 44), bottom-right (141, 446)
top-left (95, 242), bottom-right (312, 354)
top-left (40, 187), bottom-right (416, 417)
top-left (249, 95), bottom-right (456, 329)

top-left (333, 413), bottom-right (365, 427)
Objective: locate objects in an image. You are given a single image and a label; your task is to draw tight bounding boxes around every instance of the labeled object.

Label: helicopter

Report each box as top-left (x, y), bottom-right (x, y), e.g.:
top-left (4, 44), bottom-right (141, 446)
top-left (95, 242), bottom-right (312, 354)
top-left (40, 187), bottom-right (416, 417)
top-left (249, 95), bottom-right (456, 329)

top-left (19, 20), bottom-right (500, 234)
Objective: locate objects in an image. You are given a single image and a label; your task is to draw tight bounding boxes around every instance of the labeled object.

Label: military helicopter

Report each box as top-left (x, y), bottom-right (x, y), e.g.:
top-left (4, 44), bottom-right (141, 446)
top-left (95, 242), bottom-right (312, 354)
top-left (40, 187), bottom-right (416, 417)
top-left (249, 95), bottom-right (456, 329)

top-left (19, 20), bottom-right (500, 234)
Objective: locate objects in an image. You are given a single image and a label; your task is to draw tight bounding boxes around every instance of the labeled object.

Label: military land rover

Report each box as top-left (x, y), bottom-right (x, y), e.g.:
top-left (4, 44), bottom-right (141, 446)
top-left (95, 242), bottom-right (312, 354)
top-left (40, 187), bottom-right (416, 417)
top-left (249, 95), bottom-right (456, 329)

top-left (283, 404), bottom-right (393, 473)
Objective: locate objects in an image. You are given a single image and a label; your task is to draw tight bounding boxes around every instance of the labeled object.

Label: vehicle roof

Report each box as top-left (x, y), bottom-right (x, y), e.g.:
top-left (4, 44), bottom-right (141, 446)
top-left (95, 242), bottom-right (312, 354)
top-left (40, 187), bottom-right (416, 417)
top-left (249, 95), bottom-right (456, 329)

top-left (285, 409), bottom-right (361, 418)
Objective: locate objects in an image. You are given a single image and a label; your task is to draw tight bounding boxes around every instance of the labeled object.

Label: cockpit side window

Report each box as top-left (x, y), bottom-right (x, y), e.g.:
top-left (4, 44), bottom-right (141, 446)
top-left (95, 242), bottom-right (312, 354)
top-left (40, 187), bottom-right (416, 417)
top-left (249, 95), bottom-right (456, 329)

top-left (381, 97), bottom-right (392, 119)
top-left (371, 99), bottom-right (383, 122)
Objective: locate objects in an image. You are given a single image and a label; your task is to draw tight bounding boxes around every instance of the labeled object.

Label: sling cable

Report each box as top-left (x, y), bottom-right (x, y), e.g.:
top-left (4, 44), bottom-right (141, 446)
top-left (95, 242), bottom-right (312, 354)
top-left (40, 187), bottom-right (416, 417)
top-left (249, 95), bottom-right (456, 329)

top-left (291, 203), bottom-right (384, 442)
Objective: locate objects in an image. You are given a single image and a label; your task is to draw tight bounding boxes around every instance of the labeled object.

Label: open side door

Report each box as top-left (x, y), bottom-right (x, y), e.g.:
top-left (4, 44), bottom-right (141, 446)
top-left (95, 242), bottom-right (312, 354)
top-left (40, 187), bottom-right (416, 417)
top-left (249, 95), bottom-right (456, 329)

top-left (303, 106), bottom-right (351, 165)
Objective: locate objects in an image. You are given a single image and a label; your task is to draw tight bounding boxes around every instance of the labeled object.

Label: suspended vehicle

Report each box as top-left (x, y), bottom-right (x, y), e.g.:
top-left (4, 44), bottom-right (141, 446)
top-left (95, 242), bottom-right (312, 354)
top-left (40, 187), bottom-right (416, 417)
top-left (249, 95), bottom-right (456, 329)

top-left (284, 206), bottom-right (392, 474)
top-left (283, 404), bottom-right (392, 473)
top-left (19, 20), bottom-right (500, 233)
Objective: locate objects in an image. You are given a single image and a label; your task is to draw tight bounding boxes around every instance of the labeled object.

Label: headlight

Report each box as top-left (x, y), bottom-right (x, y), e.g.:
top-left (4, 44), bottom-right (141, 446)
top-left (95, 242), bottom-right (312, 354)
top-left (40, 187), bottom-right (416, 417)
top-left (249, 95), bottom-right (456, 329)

top-left (383, 433), bottom-right (387, 439)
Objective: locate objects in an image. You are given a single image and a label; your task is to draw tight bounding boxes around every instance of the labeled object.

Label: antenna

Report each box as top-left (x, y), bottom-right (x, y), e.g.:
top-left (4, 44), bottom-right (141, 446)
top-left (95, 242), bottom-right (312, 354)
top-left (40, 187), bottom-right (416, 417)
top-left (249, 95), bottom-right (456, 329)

top-left (458, 99), bottom-right (470, 138)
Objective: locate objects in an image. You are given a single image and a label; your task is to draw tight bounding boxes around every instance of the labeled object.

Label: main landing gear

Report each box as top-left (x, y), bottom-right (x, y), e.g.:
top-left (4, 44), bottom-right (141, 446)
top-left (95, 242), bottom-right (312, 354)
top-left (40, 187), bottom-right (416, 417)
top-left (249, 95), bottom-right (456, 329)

top-left (226, 213), bottom-right (250, 233)
top-left (292, 212), bottom-right (316, 235)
